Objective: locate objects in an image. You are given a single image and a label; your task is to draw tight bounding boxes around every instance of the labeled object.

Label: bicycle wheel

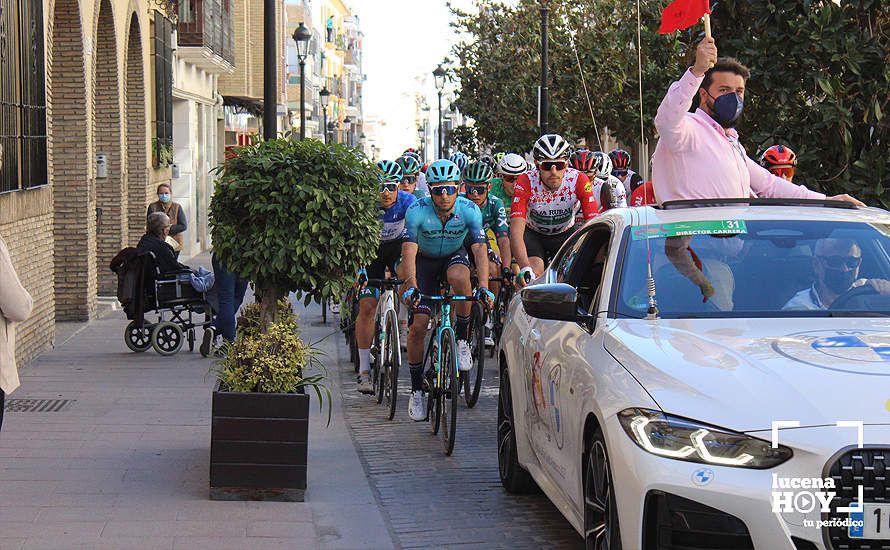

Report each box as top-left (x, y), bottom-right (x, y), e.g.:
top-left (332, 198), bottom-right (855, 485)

top-left (373, 317), bottom-right (384, 404)
top-left (440, 328), bottom-right (459, 455)
top-left (463, 302), bottom-right (485, 408)
top-left (426, 333), bottom-right (441, 435)
top-left (349, 298), bottom-right (360, 373)
top-left (382, 309), bottom-right (400, 420)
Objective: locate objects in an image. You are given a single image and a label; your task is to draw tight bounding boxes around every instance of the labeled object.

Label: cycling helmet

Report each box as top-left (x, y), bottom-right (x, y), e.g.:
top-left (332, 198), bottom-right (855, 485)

top-left (402, 150), bottom-right (421, 163)
top-left (449, 152), bottom-right (469, 172)
top-left (403, 147), bottom-right (419, 156)
top-left (426, 159), bottom-right (462, 184)
top-left (498, 153), bottom-right (527, 176)
top-left (396, 155), bottom-right (421, 175)
top-left (609, 149), bottom-right (631, 172)
top-left (376, 160), bottom-right (403, 183)
top-left (569, 149), bottom-right (596, 172)
top-left (592, 151), bottom-right (612, 179)
top-left (532, 134), bottom-right (571, 161)
top-left (479, 154), bottom-right (496, 169)
top-left (462, 160), bottom-right (494, 184)
top-left (493, 152), bottom-right (506, 165)
top-left (760, 145), bottom-right (798, 168)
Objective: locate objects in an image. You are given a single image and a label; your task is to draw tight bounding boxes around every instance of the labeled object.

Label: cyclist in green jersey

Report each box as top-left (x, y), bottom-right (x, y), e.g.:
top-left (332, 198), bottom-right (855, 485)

top-left (462, 161), bottom-right (512, 346)
top-left (490, 153), bottom-right (528, 217)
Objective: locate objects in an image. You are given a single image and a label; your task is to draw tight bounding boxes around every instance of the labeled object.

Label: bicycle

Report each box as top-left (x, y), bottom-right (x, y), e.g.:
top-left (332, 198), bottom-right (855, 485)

top-left (411, 289), bottom-right (477, 456)
top-left (487, 273), bottom-right (515, 358)
top-left (340, 286), bottom-right (360, 373)
top-left (365, 278), bottom-right (403, 421)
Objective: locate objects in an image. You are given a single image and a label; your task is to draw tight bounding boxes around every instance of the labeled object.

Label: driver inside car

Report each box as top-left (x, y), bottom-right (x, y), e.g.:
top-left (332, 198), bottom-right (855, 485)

top-left (783, 237), bottom-right (890, 310)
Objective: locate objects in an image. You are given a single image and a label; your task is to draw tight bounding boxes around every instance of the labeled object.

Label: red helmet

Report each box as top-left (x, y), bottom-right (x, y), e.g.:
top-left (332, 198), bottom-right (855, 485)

top-left (608, 149), bottom-right (631, 172)
top-left (569, 149), bottom-right (596, 172)
top-left (760, 145), bottom-right (797, 168)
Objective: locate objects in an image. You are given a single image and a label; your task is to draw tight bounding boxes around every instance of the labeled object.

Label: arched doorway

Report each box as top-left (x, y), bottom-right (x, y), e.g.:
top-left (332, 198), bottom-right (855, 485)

top-left (125, 13), bottom-right (148, 242)
top-left (51, 0), bottom-right (94, 321)
top-left (94, 0), bottom-right (123, 295)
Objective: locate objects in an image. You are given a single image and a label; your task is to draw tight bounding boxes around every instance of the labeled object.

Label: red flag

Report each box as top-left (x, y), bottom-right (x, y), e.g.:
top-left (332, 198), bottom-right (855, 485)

top-left (658, 0), bottom-right (710, 34)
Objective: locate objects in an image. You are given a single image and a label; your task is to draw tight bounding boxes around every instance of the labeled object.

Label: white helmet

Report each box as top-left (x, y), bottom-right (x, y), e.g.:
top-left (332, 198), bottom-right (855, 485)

top-left (592, 151), bottom-right (613, 179)
top-left (532, 134), bottom-right (571, 161)
top-left (498, 153), bottom-right (527, 176)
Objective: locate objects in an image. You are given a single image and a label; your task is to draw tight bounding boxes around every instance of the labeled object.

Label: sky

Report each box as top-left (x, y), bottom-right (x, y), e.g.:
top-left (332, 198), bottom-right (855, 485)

top-left (352, 0), bottom-right (477, 159)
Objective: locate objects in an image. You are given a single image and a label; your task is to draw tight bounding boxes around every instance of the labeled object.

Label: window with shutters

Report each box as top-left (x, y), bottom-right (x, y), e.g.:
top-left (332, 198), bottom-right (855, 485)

top-left (0, 0), bottom-right (47, 193)
top-left (152, 11), bottom-right (173, 167)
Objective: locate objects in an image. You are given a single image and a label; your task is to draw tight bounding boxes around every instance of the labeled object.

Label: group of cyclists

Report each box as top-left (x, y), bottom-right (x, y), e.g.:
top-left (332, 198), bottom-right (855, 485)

top-left (350, 132), bottom-right (801, 422)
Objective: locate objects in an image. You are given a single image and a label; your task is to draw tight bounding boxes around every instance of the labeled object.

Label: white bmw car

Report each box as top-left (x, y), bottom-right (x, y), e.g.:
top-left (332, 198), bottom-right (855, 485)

top-left (498, 200), bottom-right (890, 550)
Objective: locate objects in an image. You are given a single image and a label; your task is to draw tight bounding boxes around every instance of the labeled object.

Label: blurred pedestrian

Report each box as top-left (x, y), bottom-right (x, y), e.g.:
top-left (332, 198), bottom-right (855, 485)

top-left (147, 183), bottom-right (187, 258)
top-left (651, 37), bottom-right (862, 207)
top-left (326, 15), bottom-right (334, 42)
top-left (1, 232), bottom-right (34, 432)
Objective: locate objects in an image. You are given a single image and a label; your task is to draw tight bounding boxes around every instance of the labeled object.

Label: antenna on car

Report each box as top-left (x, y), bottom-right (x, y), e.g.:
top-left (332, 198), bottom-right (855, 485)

top-left (635, 0), bottom-right (659, 320)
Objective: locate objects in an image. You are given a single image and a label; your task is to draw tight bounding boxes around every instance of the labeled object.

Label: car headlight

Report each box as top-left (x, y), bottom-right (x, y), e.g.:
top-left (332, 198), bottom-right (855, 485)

top-left (618, 408), bottom-right (792, 469)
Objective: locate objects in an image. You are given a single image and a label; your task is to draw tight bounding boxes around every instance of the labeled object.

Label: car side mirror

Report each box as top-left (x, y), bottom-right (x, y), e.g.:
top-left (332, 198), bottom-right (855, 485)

top-left (521, 283), bottom-right (583, 322)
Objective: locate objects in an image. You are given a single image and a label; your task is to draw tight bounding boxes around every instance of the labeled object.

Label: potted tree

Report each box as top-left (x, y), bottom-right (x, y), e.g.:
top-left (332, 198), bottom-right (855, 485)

top-left (207, 138), bottom-right (380, 501)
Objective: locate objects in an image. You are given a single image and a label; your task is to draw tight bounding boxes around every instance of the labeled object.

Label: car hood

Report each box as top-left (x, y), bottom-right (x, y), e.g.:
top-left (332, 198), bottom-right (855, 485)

top-left (604, 318), bottom-right (890, 432)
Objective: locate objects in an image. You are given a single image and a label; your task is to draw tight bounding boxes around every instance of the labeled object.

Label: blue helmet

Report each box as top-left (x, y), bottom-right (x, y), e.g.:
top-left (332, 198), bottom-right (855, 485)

top-left (426, 159), bottom-right (462, 184)
top-left (449, 152), bottom-right (469, 172)
top-left (376, 160), bottom-right (403, 183)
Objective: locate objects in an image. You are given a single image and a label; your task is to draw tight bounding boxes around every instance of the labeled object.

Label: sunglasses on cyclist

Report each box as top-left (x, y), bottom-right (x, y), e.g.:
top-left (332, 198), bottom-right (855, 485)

top-left (429, 184), bottom-right (459, 196)
top-left (379, 183), bottom-right (398, 193)
top-left (400, 176), bottom-right (417, 184)
top-left (818, 255), bottom-right (862, 269)
top-left (501, 174), bottom-right (518, 183)
top-left (466, 184), bottom-right (489, 195)
top-left (539, 161), bottom-right (567, 172)
top-left (770, 166), bottom-right (795, 179)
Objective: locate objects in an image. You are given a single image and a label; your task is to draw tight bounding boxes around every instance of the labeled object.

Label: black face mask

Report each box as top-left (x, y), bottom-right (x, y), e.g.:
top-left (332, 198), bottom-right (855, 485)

top-left (822, 268), bottom-right (857, 294)
top-left (705, 90), bottom-right (744, 128)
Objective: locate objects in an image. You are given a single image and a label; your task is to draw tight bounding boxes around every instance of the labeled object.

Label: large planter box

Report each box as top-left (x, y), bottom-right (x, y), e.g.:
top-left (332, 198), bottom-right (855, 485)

top-left (210, 381), bottom-right (309, 501)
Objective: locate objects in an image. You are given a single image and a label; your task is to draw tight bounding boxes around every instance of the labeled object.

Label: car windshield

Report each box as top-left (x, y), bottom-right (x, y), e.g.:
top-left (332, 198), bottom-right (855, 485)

top-left (615, 220), bottom-right (890, 318)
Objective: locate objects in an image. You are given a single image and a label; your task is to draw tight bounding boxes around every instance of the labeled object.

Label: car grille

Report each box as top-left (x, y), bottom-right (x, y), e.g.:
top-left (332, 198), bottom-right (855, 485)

top-left (824, 447), bottom-right (890, 550)
top-left (643, 491), bottom-right (754, 549)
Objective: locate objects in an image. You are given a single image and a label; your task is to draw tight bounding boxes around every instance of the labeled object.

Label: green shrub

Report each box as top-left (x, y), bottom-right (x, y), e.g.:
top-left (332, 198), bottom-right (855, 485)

top-left (210, 138), bottom-right (380, 327)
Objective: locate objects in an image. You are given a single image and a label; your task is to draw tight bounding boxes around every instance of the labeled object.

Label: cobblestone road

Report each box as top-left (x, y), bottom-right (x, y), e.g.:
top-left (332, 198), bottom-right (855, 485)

top-left (335, 338), bottom-right (583, 550)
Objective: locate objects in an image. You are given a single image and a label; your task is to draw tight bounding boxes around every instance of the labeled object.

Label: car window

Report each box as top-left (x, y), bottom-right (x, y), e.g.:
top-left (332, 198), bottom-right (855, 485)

top-left (552, 230), bottom-right (592, 284)
top-left (615, 220), bottom-right (890, 318)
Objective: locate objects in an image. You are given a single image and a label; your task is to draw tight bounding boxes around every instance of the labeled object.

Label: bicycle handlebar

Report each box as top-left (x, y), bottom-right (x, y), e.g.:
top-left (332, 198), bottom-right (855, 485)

top-left (365, 278), bottom-right (404, 286)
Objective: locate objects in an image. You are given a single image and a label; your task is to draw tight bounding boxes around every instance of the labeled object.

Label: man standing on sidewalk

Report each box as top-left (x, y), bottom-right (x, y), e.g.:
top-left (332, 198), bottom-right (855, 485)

top-left (0, 232), bottom-right (34, 432)
top-left (652, 37), bottom-right (863, 207)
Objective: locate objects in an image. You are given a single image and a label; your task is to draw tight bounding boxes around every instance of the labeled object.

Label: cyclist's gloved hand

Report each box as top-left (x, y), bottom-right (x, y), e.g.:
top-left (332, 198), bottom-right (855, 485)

top-left (502, 266), bottom-right (514, 280)
top-left (401, 287), bottom-right (420, 307)
top-left (475, 287), bottom-right (496, 307)
top-left (356, 267), bottom-right (368, 288)
top-left (515, 267), bottom-right (534, 286)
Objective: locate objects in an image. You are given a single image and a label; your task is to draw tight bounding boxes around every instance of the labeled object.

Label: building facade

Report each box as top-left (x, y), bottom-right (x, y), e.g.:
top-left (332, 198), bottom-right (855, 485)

top-left (0, 0), bottom-right (177, 365)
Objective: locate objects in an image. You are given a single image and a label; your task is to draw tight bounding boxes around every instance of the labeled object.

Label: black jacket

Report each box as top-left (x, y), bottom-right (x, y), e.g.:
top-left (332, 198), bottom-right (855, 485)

top-left (136, 233), bottom-right (188, 275)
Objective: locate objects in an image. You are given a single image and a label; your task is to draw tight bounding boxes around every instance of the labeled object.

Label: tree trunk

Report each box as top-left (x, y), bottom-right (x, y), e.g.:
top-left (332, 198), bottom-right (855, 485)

top-left (260, 286), bottom-right (282, 333)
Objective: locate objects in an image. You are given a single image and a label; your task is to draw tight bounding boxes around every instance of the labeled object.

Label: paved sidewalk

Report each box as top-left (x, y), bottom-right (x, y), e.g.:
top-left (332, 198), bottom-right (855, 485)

top-left (0, 279), bottom-right (394, 549)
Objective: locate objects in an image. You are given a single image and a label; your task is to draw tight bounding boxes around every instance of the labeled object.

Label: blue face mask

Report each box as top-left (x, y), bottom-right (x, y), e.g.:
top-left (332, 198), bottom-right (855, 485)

top-left (705, 90), bottom-right (744, 128)
top-left (159, 193), bottom-right (171, 203)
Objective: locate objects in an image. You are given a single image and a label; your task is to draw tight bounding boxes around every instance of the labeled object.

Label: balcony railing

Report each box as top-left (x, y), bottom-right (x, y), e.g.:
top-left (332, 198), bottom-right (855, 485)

top-left (177, 0), bottom-right (234, 65)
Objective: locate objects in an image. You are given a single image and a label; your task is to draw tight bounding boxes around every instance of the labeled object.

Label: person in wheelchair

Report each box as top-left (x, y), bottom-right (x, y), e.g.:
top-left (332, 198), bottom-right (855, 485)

top-left (783, 238), bottom-right (890, 310)
top-left (138, 212), bottom-right (190, 275)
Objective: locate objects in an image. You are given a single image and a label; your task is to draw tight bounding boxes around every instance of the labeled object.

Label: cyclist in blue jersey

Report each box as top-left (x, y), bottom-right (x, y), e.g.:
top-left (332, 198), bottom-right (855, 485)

top-left (355, 160), bottom-right (415, 394)
top-left (400, 159), bottom-right (495, 421)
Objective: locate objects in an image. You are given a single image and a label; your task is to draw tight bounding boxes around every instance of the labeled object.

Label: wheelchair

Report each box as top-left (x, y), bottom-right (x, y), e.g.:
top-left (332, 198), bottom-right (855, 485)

top-left (115, 251), bottom-right (215, 356)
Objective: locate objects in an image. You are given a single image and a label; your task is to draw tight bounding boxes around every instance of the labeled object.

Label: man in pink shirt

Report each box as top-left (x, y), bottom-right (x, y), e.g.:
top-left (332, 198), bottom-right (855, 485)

top-left (652, 38), bottom-right (862, 207)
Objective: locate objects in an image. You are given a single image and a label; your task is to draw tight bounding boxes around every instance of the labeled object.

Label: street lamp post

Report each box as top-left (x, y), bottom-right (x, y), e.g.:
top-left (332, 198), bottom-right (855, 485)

top-left (319, 86), bottom-right (330, 144)
top-left (433, 64), bottom-right (446, 159)
top-left (343, 116), bottom-right (352, 146)
top-left (539, 0), bottom-right (549, 134)
top-left (292, 22), bottom-right (312, 139)
top-left (262, 0), bottom-right (276, 139)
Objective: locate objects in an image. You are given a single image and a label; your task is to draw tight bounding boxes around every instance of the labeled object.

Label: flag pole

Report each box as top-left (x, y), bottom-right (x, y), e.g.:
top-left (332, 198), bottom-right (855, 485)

top-left (703, 13), bottom-right (712, 38)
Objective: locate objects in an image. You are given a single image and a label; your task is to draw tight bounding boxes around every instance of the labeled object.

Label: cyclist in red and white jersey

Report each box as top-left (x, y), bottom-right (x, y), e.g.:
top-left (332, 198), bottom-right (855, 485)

top-left (609, 148), bottom-right (645, 193)
top-left (510, 134), bottom-right (598, 284)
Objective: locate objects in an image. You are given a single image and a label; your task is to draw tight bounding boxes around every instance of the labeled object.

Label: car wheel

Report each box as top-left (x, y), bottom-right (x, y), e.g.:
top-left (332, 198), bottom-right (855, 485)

top-left (584, 427), bottom-right (622, 550)
top-left (498, 366), bottom-right (535, 493)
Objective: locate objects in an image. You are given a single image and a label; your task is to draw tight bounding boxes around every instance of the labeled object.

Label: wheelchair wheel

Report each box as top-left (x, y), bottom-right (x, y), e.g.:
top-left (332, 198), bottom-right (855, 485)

top-left (124, 321), bottom-right (153, 353)
top-left (151, 322), bottom-right (184, 356)
top-left (187, 328), bottom-right (196, 352)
